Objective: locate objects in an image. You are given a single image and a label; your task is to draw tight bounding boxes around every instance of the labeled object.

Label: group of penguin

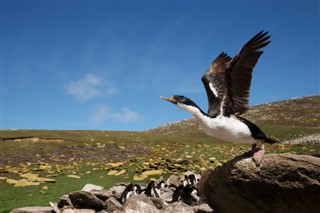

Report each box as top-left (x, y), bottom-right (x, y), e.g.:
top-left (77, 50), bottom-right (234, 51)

top-left (118, 174), bottom-right (200, 206)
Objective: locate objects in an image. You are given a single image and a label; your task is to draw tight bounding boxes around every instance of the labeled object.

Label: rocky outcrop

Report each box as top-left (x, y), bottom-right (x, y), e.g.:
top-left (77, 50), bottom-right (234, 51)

top-left (68, 190), bottom-right (105, 211)
top-left (9, 206), bottom-right (53, 213)
top-left (11, 153), bottom-right (320, 213)
top-left (203, 153), bottom-right (320, 213)
top-left (11, 178), bottom-right (213, 213)
top-left (283, 134), bottom-right (320, 145)
top-left (124, 194), bottom-right (158, 212)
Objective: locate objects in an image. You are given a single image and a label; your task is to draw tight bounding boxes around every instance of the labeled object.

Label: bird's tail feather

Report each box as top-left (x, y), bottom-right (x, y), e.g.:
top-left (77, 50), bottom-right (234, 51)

top-left (264, 137), bottom-right (278, 144)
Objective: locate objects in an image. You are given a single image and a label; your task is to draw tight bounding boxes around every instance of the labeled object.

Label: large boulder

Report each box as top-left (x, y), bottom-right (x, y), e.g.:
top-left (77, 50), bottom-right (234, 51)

top-left (204, 153), bottom-right (320, 213)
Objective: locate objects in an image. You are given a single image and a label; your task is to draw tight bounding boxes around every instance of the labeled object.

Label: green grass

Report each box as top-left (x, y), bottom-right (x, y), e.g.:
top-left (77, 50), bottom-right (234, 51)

top-left (1, 127), bottom-right (319, 212)
top-left (1, 168), bottom-right (130, 213)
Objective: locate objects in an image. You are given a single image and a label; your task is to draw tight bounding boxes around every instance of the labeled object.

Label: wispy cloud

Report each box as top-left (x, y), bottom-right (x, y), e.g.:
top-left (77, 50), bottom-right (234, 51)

top-left (65, 73), bottom-right (118, 101)
top-left (89, 104), bottom-right (141, 123)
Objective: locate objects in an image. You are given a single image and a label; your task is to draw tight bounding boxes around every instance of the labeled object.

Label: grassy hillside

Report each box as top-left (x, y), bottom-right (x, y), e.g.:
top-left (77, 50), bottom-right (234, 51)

top-left (0, 95), bottom-right (319, 212)
top-left (147, 95), bottom-right (320, 136)
top-left (244, 95), bottom-right (320, 127)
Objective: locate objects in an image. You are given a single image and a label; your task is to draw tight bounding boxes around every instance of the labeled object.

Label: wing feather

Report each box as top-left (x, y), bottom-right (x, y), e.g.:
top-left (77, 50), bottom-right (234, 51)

top-left (222, 31), bottom-right (271, 116)
top-left (201, 52), bottom-right (232, 117)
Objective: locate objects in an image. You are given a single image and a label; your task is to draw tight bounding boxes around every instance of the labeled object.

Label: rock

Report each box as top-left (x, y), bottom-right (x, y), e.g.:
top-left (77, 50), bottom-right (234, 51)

top-left (150, 197), bottom-right (167, 209)
top-left (96, 210), bottom-right (108, 213)
top-left (283, 134), bottom-right (320, 145)
top-left (193, 203), bottom-right (214, 213)
top-left (108, 184), bottom-right (127, 199)
top-left (49, 202), bottom-right (61, 213)
top-left (62, 208), bottom-right (95, 213)
top-left (163, 202), bottom-right (194, 213)
top-left (166, 174), bottom-right (181, 187)
top-left (11, 206), bottom-right (53, 213)
top-left (198, 169), bottom-right (212, 201)
top-left (69, 190), bottom-right (104, 211)
top-left (159, 187), bottom-right (173, 203)
top-left (106, 197), bottom-right (124, 212)
top-left (124, 194), bottom-right (159, 212)
top-left (204, 153), bottom-right (320, 213)
top-left (92, 189), bottom-right (114, 201)
top-left (57, 195), bottom-right (73, 208)
top-left (11, 169), bottom-right (214, 213)
top-left (82, 183), bottom-right (104, 192)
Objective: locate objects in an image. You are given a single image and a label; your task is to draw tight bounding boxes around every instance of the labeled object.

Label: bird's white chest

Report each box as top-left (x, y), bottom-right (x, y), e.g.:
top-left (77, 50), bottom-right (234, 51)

top-left (199, 116), bottom-right (256, 144)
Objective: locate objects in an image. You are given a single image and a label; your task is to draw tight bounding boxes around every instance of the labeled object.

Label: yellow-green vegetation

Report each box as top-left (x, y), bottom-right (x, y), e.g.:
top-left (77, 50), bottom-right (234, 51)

top-left (1, 127), bottom-right (320, 212)
top-left (1, 96), bottom-right (320, 212)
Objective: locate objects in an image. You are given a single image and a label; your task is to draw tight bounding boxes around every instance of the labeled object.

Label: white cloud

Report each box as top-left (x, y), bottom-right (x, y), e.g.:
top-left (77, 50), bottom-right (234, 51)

top-left (105, 86), bottom-right (119, 96)
top-left (65, 73), bottom-right (117, 101)
top-left (89, 105), bottom-right (141, 123)
top-left (113, 107), bottom-right (141, 122)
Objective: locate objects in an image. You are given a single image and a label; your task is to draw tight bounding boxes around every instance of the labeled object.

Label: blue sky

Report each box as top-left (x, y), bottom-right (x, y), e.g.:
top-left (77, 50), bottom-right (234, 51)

top-left (2, 1), bottom-right (319, 131)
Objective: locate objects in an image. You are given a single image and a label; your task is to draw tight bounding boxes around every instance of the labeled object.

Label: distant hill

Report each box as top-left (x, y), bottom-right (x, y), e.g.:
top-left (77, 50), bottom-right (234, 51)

top-left (146, 95), bottom-right (320, 136)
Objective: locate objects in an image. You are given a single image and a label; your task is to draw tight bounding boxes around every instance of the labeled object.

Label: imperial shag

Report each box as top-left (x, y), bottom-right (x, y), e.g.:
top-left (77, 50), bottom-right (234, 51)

top-left (161, 31), bottom-right (276, 165)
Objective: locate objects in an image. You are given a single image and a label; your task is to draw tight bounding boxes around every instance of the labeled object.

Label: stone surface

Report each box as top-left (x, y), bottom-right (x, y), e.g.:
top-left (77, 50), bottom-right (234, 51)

top-left (107, 184), bottom-right (127, 199)
top-left (193, 203), bottom-right (214, 213)
top-left (92, 189), bottom-right (114, 201)
top-left (166, 174), bottom-right (181, 187)
top-left (150, 197), bottom-right (167, 209)
top-left (68, 190), bottom-right (104, 211)
top-left (62, 208), bottom-right (95, 213)
top-left (204, 153), bottom-right (320, 213)
top-left (198, 169), bottom-right (212, 201)
top-left (82, 183), bottom-right (104, 192)
top-left (105, 197), bottom-right (123, 211)
top-left (57, 195), bottom-right (73, 208)
top-left (11, 206), bottom-right (53, 213)
top-left (157, 187), bottom-right (173, 203)
top-left (49, 202), bottom-right (61, 213)
top-left (124, 194), bottom-right (159, 212)
top-left (283, 134), bottom-right (320, 145)
top-left (12, 153), bottom-right (320, 213)
top-left (163, 202), bottom-right (194, 213)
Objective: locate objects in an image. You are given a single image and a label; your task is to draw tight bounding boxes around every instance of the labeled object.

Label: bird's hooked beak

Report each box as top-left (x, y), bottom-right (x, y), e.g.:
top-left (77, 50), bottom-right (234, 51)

top-left (160, 96), bottom-right (177, 104)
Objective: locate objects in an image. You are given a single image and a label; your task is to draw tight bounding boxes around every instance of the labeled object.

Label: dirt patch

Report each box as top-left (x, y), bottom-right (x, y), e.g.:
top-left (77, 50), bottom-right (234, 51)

top-left (2, 137), bottom-right (64, 143)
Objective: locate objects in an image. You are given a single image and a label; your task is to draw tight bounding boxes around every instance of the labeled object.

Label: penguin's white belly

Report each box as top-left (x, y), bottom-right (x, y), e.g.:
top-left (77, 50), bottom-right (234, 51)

top-left (199, 116), bottom-right (257, 144)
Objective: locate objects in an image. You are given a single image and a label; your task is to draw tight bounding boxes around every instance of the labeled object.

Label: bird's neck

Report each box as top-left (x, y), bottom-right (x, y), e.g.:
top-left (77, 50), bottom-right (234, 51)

top-left (177, 103), bottom-right (208, 120)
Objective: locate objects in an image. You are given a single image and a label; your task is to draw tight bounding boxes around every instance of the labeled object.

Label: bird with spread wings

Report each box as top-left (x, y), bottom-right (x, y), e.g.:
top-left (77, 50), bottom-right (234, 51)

top-left (161, 31), bottom-right (275, 165)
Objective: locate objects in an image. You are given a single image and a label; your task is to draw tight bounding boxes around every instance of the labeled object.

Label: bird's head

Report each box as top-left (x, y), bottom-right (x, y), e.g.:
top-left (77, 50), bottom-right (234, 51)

top-left (160, 95), bottom-right (193, 105)
top-left (160, 95), bottom-right (205, 117)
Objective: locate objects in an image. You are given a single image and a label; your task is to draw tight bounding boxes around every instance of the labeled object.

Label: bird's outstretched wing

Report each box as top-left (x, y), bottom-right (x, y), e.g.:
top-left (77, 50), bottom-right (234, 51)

top-left (222, 31), bottom-right (271, 116)
top-left (201, 52), bottom-right (232, 117)
top-left (202, 31), bottom-right (271, 117)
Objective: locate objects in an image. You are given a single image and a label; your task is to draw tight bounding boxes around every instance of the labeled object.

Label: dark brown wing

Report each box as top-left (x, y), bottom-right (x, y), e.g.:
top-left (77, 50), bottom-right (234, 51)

top-left (201, 52), bottom-right (232, 117)
top-left (222, 31), bottom-right (271, 116)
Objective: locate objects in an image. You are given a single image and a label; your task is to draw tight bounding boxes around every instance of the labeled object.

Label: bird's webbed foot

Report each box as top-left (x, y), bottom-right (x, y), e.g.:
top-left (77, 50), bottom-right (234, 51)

top-left (252, 143), bottom-right (265, 166)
